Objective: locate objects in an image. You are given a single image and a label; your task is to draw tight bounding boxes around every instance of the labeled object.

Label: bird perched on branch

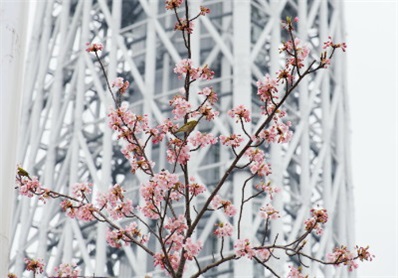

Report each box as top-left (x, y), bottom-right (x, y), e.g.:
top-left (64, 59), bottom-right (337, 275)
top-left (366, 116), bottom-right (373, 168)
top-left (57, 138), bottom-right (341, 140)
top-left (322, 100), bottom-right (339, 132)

top-left (17, 166), bottom-right (30, 179)
top-left (174, 120), bottom-right (198, 134)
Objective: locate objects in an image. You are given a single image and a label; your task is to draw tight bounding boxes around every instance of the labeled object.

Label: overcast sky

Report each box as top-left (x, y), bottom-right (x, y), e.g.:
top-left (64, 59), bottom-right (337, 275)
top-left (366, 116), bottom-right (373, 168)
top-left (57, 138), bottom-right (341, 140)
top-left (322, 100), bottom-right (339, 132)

top-left (345, 1), bottom-right (397, 277)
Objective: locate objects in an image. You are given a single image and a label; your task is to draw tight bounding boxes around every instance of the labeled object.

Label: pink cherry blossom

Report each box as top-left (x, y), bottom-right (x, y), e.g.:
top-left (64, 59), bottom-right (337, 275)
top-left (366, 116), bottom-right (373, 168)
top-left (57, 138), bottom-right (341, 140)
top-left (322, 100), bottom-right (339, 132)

top-left (228, 104), bottom-right (251, 122)
top-left (174, 59), bottom-right (193, 78)
top-left (198, 86), bottom-right (218, 104)
top-left (112, 77), bottom-right (129, 93)
top-left (165, 0), bottom-right (183, 10)
top-left (327, 245), bottom-right (358, 272)
top-left (198, 104), bottom-right (219, 120)
top-left (72, 182), bottom-right (92, 199)
top-left (304, 208), bottom-right (328, 235)
top-left (255, 181), bottom-right (281, 200)
top-left (188, 181), bottom-right (206, 196)
top-left (76, 203), bottom-right (95, 221)
top-left (211, 195), bottom-right (237, 217)
top-left (167, 139), bottom-right (190, 165)
top-left (200, 6), bottom-right (211, 15)
top-left (214, 222), bottom-right (233, 238)
top-left (154, 251), bottom-right (181, 272)
top-left (259, 204), bottom-right (280, 220)
top-left (287, 266), bottom-right (306, 278)
top-left (85, 42), bottom-right (103, 52)
top-left (174, 19), bottom-right (194, 34)
top-left (234, 238), bottom-right (256, 259)
top-left (164, 215), bottom-right (188, 234)
top-left (356, 245), bottom-right (375, 262)
top-left (108, 198), bottom-right (133, 219)
top-left (53, 262), bottom-right (81, 278)
top-left (323, 36), bottom-right (347, 52)
top-left (258, 121), bottom-right (293, 144)
top-left (24, 258), bottom-right (45, 274)
top-left (220, 134), bottom-right (244, 148)
top-left (60, 200), bottom-right (77, 218)
top-left (257, 74), bottom-right (279, 102)
top-left (183, 238), bottom-right (203, 260)
top-left (170, 95), bottom-right (192, 120)
top-left (197, 64), bottom-right (214, 80)
top-left (17, 176), bottom-right (42, 198)
top-left (256, 248), bottom-right (271, 262)
top-left (188, 131), bottom-right (218, 148)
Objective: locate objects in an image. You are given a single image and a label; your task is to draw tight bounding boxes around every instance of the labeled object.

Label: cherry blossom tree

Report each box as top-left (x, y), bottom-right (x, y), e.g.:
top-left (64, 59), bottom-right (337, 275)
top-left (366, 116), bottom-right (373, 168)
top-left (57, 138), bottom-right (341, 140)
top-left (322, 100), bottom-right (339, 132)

top-left (12, 1), bottom-right (372, 278)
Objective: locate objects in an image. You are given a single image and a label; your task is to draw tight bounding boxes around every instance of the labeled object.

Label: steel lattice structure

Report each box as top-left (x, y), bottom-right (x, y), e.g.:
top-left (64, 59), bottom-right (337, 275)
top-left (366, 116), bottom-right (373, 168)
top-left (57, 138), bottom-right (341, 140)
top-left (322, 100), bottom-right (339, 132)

top-left (10, 0), bottom-right (355, 277)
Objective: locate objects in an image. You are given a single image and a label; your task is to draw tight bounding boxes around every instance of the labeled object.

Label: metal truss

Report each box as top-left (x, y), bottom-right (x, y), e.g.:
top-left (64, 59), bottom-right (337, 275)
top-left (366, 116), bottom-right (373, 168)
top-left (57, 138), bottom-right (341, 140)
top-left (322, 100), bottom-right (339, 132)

top-left (10, 0), bottom-right (354, 277)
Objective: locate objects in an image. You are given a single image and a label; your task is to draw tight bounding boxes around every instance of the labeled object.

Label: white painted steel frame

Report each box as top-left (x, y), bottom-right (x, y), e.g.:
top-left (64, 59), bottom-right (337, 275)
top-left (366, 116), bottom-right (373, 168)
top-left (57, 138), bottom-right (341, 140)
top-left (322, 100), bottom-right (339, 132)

top-left (9, 0), bottom-right (353, 277)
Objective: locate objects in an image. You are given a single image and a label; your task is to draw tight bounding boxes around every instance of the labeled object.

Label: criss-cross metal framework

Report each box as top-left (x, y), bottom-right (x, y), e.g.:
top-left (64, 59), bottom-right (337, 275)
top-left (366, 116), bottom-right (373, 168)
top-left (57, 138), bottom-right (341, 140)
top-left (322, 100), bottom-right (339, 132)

top-left (9, 0), bottom-right (354, 277)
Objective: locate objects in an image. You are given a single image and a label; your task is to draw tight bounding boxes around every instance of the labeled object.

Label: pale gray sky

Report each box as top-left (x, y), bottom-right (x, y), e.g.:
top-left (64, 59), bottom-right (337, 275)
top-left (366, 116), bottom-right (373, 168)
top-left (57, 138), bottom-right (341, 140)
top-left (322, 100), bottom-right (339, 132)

top-left (345, 1), bottom-right (397, 277)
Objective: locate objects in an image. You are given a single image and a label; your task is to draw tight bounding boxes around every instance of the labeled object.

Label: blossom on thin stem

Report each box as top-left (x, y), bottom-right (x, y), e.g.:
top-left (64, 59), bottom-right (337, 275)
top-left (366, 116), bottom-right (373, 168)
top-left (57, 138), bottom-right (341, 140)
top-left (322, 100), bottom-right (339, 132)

top-left (323, 36), bottom-right (347, 52)
top-left (85, 42), bottom-right (103, 52)
top-left (165, 0), bottom-right (183, 10)
top-left (304, 207), bottom-right (328, 235)
top-left (259, 204), bottom-right (280, 220)
top-left (211, 195), bottom-right (237, 217)
top-left (287, 266), bottom-right (307, 278)
top-left (327, 245), bottom-right (358, 271)
top-left (25, 258), bottom-right (45, 274)
top-left (214, 222), bottom-right (233, 238)
top-left (112, 77), bottom-right (130, 94)
top-left (53, 262), bottom-right (81, 278)
top-left (234, 238), bottom-right (256, 259)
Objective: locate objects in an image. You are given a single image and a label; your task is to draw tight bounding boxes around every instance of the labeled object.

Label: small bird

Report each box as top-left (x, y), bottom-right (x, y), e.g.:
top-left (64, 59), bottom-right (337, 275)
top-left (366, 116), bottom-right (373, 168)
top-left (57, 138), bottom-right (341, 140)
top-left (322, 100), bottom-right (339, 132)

top-left (17, 166), bottom-right (30, 178)
top-left (174, 120), bottom-right (198, 134)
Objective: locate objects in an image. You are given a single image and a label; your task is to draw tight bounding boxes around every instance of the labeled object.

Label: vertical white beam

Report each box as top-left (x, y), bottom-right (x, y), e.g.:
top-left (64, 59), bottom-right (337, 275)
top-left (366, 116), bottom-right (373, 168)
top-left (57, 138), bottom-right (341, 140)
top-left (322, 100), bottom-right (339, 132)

top-left (268, 1), bottom-right (286, 275)
top-left (319, 1), bottom-right (333, 276)
top-left (232, 0), bottom-right (253, 276)
top-left (0, 2), bottom-right (28, 276)
top-left (298, 0), bottom-right (313, 273)
top-left (94, 0), bottom-right (122, 274)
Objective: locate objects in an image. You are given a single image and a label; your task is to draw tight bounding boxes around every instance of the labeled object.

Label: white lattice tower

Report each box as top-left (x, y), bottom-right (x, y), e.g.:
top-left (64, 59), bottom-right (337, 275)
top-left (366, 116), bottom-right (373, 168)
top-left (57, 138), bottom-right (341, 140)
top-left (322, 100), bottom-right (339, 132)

top-left (10, 0), bottom-right (354, 277)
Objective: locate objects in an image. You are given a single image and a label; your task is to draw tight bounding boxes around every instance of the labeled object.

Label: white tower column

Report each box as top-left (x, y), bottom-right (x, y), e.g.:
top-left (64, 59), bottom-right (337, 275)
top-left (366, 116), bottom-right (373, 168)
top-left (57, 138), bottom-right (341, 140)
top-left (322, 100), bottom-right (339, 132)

top-left (0, 2), bottom-right (28, 276)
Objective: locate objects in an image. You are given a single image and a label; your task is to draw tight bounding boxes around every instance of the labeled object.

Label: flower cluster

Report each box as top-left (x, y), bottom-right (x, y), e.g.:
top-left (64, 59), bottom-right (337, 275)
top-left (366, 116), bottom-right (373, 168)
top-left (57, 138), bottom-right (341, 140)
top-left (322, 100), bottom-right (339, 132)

top-left (245, 148), bottom-right (272, 177)
top-left (257, 108), bottom-right (293, 144)
top-left (188, 131), bottom-right (218, 148)
top-left (220, 134), bottom-right (244, 148)
top-left (280, 38), bottom-right (310, 68)
top-left (112, 77), bottom-right (130, 94)
top-left (259, 204), bottom-right (280, 220)
top-left (106, 222), bottom-right (148, 248)
top-left (25, 258), bottom-right (45, 274)
top-left (287, 266), bottom-right (307, 278)
top-left (214, 222), bottom-right (233, 238)
top-left (174, 19), bottom-right (194, 34)
top-left (165, 0), bottom-right (183, 10)
top-left (228, 104), bottom-right (251, 123)
top-left (323, 36), bottom-right (347, 52)
top-left (257, 74), bottom-right (279, 103)
top-left (140, 170), bottom-right (183, 219)
top-left (85, 42), bottom-right (103, 52)
top-left (234, 240), bottom-right (272, 261)
top-left (198, 86), bottom-right (218, 104)
top-left (304, 208), bottom-right (328, 235)
top-left (174, 59), bottom-right (214, 80)
top-left (170, 95), bottom-right (192, 120)
top-left (255, 181), bottom-right (281, 200)
top-left (327, 245), bottom-right (358, 271)
top-left (281, 16), bottom-right (299, 31)
top-left (211, 195), bottom-right (237, 217)
top-left (53, 262), bottom-right (81, 278)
